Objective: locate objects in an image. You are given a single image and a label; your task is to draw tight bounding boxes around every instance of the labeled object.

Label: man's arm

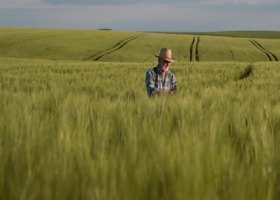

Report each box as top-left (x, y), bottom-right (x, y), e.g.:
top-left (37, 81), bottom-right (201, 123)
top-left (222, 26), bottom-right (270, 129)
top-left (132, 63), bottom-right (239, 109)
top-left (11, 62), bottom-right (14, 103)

top-left (146, 70), bottom-right (159, 96)
top-left (170, 74), bottom-right (177, 95)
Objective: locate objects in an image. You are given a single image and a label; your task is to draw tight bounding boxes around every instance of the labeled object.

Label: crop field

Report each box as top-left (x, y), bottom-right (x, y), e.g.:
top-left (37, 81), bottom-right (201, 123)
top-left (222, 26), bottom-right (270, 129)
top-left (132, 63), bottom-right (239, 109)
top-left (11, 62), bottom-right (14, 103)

top-left (1, 28), bottom-right (280, 63)
top-left (1, 28), bottom-right (280, 200)
top-left (165, 31), bottom-right (280, 39)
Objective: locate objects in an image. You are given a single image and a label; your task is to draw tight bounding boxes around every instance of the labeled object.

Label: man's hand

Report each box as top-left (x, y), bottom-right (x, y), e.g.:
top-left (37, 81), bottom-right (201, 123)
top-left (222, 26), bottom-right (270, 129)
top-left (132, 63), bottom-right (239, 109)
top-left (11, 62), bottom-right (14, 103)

top-left (169, 91), bottom-right (176, 96)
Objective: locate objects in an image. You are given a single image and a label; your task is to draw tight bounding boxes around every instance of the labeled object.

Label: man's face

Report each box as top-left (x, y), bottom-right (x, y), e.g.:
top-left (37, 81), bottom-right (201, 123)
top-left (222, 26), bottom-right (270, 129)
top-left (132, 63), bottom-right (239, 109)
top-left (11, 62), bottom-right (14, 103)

top-left (158, 58), bottom-right (171, 73)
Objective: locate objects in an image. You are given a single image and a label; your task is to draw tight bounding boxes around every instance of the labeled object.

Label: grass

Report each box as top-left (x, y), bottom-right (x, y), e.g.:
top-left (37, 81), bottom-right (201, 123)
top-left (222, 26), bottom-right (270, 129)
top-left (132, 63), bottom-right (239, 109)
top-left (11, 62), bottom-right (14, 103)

top-left (1, 57), bottom-right (280, 199)
top-left (1, 28), bottom-right (280, 62)
top-left (155, 31), bottom-right (280, 39)
top-left (1, 27), bottom-right (280, 199)
top-left (198, 36), bottom-right (263, 62)
top-left (0, 28), bottom-right (138, 61)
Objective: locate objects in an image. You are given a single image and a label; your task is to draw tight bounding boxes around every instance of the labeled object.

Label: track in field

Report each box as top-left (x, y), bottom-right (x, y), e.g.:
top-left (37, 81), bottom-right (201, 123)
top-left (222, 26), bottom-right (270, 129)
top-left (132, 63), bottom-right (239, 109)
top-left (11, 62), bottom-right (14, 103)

top-left (189, 36), bottom-right (200, 62)
top-left (85, 34), bottom-right (143, 61)
top-left (249, 40), bottom-right (278, 61)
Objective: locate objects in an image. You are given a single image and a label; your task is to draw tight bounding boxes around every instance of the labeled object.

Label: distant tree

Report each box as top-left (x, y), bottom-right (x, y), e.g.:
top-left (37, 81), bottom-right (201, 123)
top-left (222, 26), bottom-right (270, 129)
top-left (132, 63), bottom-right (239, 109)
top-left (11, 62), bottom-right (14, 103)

top-left (98, 28), bottom-right (112, 31)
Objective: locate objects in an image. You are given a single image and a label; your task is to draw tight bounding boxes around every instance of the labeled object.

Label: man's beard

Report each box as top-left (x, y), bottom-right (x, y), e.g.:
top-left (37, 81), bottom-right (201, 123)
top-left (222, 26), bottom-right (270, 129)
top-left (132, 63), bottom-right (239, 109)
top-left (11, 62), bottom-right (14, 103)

top-left (161, 66), bottom-right (169, 72)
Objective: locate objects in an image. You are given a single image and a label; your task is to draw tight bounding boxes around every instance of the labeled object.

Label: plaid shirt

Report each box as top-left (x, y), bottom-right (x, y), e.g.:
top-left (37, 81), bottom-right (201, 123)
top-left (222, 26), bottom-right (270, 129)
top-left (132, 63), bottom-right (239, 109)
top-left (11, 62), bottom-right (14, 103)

top-left (146, 66), bottom-right (177, 96)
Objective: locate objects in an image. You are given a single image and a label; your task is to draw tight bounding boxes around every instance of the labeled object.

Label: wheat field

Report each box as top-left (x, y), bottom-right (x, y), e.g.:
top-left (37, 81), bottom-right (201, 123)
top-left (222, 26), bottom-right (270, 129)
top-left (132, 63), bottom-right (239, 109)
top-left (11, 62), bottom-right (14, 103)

top-left (1, 28), bottom-right (279, 63)
top-left (1, 56), bottom-right (280, 199)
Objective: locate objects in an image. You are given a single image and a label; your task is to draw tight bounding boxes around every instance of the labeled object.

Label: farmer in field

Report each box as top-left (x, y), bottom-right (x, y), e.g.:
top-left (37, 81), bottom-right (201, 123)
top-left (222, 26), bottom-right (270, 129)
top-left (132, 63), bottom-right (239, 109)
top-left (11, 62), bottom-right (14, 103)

top-left (146, 48), bottom-right (177, 96)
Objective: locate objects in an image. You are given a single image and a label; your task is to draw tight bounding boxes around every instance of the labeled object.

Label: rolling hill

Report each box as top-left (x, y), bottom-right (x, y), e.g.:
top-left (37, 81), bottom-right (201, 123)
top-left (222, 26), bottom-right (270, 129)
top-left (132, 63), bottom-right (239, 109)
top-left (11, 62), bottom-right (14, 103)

top-left (0, 27), bottom-right (279, 63)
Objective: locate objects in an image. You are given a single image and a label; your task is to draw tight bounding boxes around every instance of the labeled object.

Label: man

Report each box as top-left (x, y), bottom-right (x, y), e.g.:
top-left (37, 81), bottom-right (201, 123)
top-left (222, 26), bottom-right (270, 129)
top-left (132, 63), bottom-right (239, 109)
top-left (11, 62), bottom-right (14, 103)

top-left (146, 48), bottom-right (177, 96)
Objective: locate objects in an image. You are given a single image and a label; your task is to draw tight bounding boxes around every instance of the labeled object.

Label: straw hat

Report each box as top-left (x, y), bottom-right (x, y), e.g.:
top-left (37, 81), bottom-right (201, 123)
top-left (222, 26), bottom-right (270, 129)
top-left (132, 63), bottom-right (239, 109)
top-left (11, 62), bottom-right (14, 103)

top-left (155, 48), bottom-right (175, 62)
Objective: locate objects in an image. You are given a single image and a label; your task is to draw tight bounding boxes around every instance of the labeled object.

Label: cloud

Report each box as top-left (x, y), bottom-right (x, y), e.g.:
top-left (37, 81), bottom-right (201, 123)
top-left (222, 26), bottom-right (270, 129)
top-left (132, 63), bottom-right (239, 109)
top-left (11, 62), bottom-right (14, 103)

top-left (13, 0), bottom-right (279, 6)
top-left (0, 0), bottom-right (50, 9)
top-left (0, 0), bottom-right (279, 31)
top-left (189, 0), bottom-right (278, 4)
top-left (42, 0), bottom-right (211, 6)
top-left (1, 0), bottom-right (279, 8)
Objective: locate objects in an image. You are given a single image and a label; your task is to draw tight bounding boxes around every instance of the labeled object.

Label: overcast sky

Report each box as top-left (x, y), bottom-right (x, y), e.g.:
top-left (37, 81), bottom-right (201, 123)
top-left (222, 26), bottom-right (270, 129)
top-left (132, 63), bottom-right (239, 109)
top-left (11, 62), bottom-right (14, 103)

top-left (0, 0), bottom-right (279, 32)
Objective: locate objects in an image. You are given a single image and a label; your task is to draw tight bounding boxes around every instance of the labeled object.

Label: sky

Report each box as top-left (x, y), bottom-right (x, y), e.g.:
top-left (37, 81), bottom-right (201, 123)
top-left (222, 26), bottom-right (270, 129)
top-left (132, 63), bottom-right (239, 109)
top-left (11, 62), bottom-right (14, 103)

top-left (0, 0), bottom-right (280, 32)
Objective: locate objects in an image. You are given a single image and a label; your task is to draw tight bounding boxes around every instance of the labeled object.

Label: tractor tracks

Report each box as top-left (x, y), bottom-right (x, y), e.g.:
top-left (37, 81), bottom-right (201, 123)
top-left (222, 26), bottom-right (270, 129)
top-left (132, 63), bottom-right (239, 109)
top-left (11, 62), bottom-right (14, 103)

top-left (249, 40), bottom-right (278, 61)
top-left (85, 34), bottom-right (143, 61)
top-left (189, 36), bottom-right (200, 62)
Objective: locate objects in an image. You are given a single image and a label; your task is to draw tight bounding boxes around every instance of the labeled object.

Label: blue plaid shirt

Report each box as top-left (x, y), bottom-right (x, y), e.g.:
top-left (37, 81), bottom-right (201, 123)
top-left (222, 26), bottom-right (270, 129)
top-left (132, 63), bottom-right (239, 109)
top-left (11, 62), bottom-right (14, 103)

top-left (146, 66), bottom-right (177, 96)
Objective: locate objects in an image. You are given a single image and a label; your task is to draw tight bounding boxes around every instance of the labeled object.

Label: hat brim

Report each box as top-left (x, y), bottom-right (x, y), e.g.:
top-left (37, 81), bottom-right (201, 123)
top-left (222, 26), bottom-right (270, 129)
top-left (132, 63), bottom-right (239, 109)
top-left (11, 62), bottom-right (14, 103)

top-left (155, 55), bottom-right (176, 62)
